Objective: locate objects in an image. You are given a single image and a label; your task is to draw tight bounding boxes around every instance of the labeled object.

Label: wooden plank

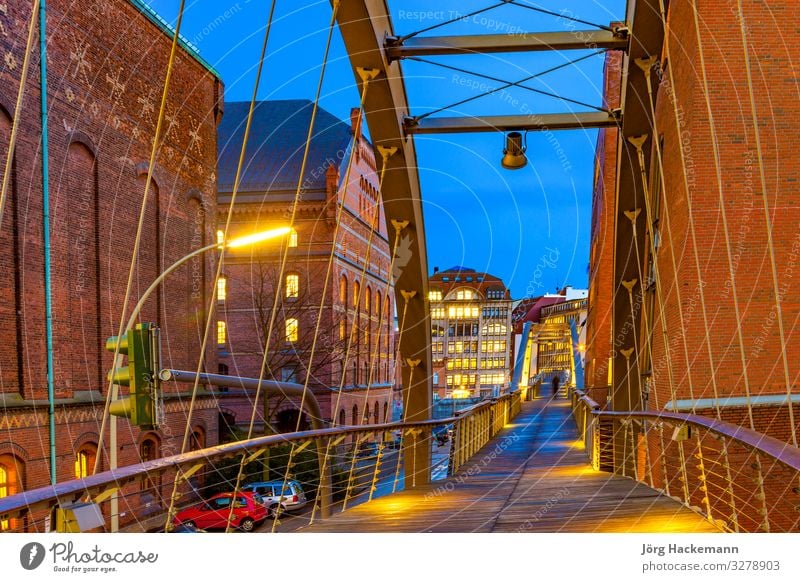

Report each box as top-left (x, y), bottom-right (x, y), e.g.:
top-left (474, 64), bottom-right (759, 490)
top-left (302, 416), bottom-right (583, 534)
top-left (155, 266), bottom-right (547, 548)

top-left (300, 399), bottom-right (720, 533)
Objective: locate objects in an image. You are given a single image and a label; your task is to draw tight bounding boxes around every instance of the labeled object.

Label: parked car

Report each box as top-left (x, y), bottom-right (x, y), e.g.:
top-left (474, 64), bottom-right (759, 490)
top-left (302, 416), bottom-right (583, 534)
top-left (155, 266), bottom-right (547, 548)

top-left (355, 442), bottom-right (380, 458)
top-left (242, 480), bottom-right (308, 515)
top-left (173, 491), bottom-right (268, 532)
top-left (433, 425), bottom-right (452, 446)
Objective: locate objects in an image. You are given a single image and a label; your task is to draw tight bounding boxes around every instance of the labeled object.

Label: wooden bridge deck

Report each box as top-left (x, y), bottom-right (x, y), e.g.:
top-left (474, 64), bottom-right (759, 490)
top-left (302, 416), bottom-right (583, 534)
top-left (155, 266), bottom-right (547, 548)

top-left (299, 398), bottom-right (720, 533)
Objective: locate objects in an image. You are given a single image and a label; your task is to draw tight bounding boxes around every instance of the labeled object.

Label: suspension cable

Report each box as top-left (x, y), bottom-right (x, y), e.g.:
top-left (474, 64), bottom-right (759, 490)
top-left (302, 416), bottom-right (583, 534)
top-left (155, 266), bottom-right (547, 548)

top-left (92, 0), bottom-right (187, 475)
top-left (398, 2), bottom-right (509, 42)
top-left (269, 65), bottom-right (379, 532)
top-left (0, 0), bottom-right (40, 232)
top-left (225, 0), bottom-right (341, 534)
top-left (657, 0), bottom-right (740, 529)
top-left (734, 0), bottom-right (797, 449)
top-left (410, 51), bottom-right (609, 122)
top-left (508, 1), bottom-right (614, 31)
top-left (691, 0), bottom-right (769, 531)
top-left (159, 0), bottom-right (279, 532)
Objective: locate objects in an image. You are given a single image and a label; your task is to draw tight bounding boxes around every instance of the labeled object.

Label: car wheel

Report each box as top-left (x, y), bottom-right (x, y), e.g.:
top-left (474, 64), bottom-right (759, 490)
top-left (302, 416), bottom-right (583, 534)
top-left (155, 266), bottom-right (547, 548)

top-left (183, 521), bottom-right (195, 529)
top-left (239, 517), bottom-right (255, 532)
top-left (268, 504), bottom-right (280, 517)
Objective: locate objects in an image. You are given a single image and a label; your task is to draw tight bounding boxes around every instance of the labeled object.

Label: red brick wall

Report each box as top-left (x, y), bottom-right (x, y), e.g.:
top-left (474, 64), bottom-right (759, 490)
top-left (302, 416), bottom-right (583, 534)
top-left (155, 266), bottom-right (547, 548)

top-left (0, 0), bottom-right (222, 510)
top-left (650, 0), bottom-right (800, 417)
top-left (585, 50), bottom-right (622, 393)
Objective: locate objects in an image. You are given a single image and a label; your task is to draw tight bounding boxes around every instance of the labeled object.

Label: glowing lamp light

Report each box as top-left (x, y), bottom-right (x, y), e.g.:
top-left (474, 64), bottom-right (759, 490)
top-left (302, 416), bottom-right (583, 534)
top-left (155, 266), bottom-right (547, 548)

top-left (224, 226), bottom-right (291, 249)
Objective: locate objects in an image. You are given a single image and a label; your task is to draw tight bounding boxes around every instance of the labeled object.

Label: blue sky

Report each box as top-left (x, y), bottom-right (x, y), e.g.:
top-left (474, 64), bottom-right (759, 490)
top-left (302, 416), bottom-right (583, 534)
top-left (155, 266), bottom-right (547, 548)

top-left (146, 0), bottom-right (624, 298)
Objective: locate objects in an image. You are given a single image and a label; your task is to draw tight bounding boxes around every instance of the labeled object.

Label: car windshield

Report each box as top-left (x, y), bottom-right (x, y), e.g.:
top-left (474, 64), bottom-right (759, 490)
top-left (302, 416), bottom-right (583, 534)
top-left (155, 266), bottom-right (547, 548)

top-left (212, 497), bottom-right (231, 509)
top-left (253, 493), bottom-right (265, 505)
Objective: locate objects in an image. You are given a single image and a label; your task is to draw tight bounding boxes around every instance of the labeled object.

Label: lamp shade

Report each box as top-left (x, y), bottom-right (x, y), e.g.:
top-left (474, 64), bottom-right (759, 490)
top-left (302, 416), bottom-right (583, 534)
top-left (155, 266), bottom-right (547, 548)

top-left (501, 131), bottom-right (528, 170)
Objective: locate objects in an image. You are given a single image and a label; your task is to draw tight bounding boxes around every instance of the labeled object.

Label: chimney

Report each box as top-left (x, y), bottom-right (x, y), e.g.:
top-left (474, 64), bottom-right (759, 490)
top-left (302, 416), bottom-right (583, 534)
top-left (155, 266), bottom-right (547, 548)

top-left (325, 163), bottom-right (339, 199)
top-left (433, 266), bottom-right (439, 274)
top-left (350, 107), bottom-right (362, 135)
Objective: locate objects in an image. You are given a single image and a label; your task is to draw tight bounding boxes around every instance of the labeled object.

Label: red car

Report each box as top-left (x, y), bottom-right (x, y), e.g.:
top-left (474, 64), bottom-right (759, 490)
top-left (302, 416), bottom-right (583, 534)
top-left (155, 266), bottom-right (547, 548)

top-left (173, 491), bottom-right (268, 532)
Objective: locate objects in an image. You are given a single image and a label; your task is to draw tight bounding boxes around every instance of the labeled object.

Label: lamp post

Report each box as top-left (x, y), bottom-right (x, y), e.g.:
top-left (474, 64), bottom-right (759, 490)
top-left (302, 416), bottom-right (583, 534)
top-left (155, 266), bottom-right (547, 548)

top-left (107, 226), bottom-right (290, 532)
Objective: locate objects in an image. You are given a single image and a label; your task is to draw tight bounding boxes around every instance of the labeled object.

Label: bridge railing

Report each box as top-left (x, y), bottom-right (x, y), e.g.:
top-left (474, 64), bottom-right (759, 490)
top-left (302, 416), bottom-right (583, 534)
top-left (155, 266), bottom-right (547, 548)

top-left (571, 388), bottom-right (800, 532)
top-left (0, 391), bottom-right (523, 533)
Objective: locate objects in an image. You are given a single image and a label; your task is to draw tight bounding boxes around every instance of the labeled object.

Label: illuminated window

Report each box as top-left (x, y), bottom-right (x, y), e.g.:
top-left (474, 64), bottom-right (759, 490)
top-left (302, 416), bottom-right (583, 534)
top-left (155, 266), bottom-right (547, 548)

top-left (216, 229), bottom-right (224, 246)
top-left (353, 281), bottom-right (360, 309)
top-left (365, 287), bottom-right (371, 312)
top-left (217, 276), bottom-right (227, 302)
top-left (286, 274), bottom-right (299, 299)
top-left (288, 228), bottom-right (298, 248)
top-left (0, 464), bottom-right (8, 530)
top-left (339, 318), bottom-right (346, 341)
top-left (217, 321), bottom-right (226, 345)
top-left (285, 318), bottom-right (299, 342)
top-left (428, 290), bottom-right (442, 301)
top-left (340, 274), bottom-right (347, 304)
top-left (74, 443), bottom-right (97, 479)
top-left (448, 306), bottom-right (456, 318)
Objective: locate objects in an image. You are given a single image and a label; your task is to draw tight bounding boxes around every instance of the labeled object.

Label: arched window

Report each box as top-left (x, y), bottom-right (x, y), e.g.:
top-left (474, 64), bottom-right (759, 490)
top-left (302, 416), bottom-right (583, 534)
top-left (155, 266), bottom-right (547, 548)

top-left (339, 318), bottom-right (346, 341)
top-left (353, 281), bottom-right (360, 310)
top-left (352, 404), bottom-right (359, 426)
top-left (285, 273), bottom-right (299, 299)
top-left (0, 454), bottom-right (23, 531)
top-left (383, 401), bottom-right (389, 422)
top-left (376, 290), bottom-right (381, 317)
top-left (374, 401), bottom-right (379, 424)
top-left (74, 443), bottom-right (97, 479)
top-left (288, 228), bottom-right (298, 248)
top-left (339, 274), bottom-right (347, 304)
top-left (338, 408), bottom-right (346, 426)
top-left (365, 286), bottom-right (371, 313)
top-left (217, 321), bottom-right (226, 345)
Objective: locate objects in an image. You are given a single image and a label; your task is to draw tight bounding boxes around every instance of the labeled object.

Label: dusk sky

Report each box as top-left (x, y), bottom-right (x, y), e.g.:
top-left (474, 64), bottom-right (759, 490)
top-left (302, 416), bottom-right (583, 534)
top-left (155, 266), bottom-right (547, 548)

top-left (147, 0), bottom-right (624, 298)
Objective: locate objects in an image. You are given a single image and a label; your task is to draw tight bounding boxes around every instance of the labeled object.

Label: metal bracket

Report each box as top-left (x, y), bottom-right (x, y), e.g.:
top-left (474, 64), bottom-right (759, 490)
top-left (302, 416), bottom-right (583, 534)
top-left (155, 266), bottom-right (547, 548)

top-left (400, 290), bottom-right (417, 301)
top-left (391, 219), bottom-right (409, 234)
top-left (623, 208), bottom-right (641, 224)
top-left (406, 358), bottom-right (421, 368)
top-left (620, 347), bottom-right (635, 360)
top-left (377, 145), bottom-right (398, 163)
top-left (627, 134), bottom-right (648, 150)
top-left (634, 55), bottom-right (658, 74)
top-left (357, 67), bottom-right (381, 83)
top-left (621, 279), bottom-right (638, 293)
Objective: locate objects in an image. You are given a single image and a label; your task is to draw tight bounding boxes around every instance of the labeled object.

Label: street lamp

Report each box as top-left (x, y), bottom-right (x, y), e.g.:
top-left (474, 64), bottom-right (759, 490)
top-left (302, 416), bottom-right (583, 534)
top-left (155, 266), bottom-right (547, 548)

top-left (106, 225), bottom-right (289, 532)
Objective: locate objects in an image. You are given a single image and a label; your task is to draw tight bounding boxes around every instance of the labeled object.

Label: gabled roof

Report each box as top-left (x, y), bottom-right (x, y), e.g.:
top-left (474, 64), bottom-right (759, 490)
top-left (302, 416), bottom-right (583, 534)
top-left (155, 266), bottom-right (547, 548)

top-left (217, 100), bottom-right (353, 196)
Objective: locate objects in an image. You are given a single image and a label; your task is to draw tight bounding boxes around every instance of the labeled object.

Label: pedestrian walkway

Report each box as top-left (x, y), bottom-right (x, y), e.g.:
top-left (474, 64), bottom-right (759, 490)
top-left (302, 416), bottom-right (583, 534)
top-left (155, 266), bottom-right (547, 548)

top-left (298, 397), bottom-right (720, 533)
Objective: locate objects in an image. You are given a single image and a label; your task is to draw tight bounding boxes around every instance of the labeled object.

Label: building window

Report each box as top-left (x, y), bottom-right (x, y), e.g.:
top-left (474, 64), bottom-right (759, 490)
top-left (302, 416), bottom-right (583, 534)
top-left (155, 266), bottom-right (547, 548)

top-left (286, 274), bottom-right (299, 299)
top-left (428, 290), bottom-right (442, 301)
top-left (217, 276), bottom-right (227, 302)
top-left (218, 363), bottom-right (229, 375)
top-left (340, 274), bottom-right (347, 304)
top-left (281, 366), bottom-right (298, 383)
top-left (353, 281), bottom-right (360, 309)
top-left (285, 318), bottom-right (299, 342)
top-left (365, 286), bottom-right (371, 313)
top-left (339, 318), bottom-right (346, 341)
top-left (383, 401), bottom-right (389, 422)
top-left (216, 229), bottom-right (224, 246)
top-left (288, 228), bottom-right (298, 248)
top-left (74, 443), bottom-right (97, 479)
top-left (217, 321), bottom-right (226, 345)
top-left (139, 436), bottom-right (160, 495)
top-left (0, 456), bottom-right (22, 531)
top-left (339, 409), bottom-right (346, 426)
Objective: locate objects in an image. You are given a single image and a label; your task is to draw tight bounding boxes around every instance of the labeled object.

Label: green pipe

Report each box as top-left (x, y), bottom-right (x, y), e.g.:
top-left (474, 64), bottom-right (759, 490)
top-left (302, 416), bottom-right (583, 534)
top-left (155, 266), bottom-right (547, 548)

top-left (39, 0), bottom-right (56, 486)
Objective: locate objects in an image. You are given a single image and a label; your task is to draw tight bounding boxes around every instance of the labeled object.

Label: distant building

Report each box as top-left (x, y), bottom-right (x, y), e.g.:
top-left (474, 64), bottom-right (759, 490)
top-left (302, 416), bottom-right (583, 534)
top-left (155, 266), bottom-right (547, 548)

top-left (216, 101), bottom-right (396, 430)
top-left (511, 287), bottom-right (587, 395)
top-left (428, 267), bottom-right (513, 400)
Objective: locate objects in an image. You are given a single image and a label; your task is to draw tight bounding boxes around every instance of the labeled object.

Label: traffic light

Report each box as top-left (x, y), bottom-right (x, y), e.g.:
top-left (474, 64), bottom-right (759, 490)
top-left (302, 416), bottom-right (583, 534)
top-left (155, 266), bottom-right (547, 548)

top-left (106, 323), bottom-right (161, 428)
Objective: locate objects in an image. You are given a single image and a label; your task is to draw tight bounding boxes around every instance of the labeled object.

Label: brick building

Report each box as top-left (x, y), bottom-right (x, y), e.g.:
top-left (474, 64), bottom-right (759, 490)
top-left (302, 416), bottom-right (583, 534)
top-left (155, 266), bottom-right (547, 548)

top-left (216, 100), bottom-right (396, 431)
top-left (584, 50), bottom-right (621, 398)
top-left (0, 0), bottom-right (221, 530)
top-left (587, 2), bottom-right (800, 473)
top-left (428, 266), bottom-right (512, 400)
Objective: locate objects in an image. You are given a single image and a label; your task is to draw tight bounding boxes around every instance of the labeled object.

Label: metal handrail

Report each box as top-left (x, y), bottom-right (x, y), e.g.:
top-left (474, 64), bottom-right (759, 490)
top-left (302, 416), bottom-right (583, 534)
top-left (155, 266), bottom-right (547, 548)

top-left (0, 392), bottom-right (521, 524)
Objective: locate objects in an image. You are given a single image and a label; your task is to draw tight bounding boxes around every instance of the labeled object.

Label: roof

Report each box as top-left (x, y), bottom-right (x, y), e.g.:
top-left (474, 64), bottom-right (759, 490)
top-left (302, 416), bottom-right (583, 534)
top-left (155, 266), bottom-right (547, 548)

top-left (217, 100), bottom-right (354, 195)
top-left (130, 1), bottom-right (221, 79)
top-left (443, 266), bottom-right (475, 273)
top-left (521, 296), bottom-right (565, 324)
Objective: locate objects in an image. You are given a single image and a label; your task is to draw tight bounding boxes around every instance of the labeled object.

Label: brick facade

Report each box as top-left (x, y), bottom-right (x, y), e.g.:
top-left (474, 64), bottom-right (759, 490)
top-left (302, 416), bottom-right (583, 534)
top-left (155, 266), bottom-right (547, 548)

top-left (216, 102), bottom-right (395, 430)
top-left (584, 50), bottom-right (621, 396)
top-left (0, 0), bottom-right (221, 529)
